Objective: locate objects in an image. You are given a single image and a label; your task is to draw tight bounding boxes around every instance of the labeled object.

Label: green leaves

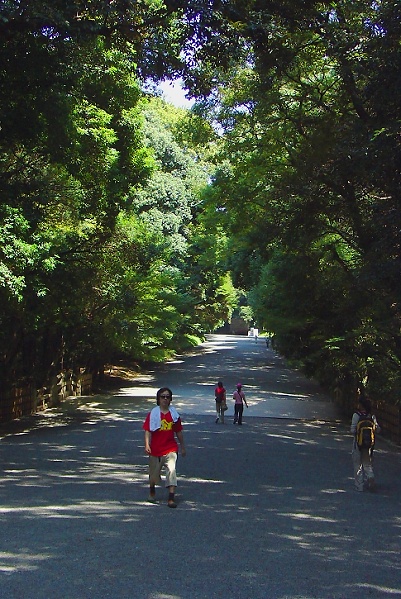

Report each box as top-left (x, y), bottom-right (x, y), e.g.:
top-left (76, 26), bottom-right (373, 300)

top-left (201, 0), bottom-right (401, 405)
top-left (2, 0), bottom-right (400, 409)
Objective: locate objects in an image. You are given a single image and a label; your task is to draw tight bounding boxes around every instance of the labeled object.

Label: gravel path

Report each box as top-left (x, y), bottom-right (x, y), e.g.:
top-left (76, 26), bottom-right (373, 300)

top-left (0, 335), bottom-right (400, 598)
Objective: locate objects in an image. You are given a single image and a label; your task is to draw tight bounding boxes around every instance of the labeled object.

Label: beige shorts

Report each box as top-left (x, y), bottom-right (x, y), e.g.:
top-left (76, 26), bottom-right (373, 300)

top-left (149, 452), bottom-right (178, 487)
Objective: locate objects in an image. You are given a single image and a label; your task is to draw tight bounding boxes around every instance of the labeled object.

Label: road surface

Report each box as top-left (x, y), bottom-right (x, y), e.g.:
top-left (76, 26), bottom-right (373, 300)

top-left (0, 334), bottom-right (400, 599)
top-left (80, 334), bottom-right (342, 422)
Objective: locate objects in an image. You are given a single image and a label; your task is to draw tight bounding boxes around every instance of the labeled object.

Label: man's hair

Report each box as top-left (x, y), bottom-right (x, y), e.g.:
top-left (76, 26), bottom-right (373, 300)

top-left (359, 397), bottom-right (372, 414)
top-left (156, 387), bottom-right (173, 405)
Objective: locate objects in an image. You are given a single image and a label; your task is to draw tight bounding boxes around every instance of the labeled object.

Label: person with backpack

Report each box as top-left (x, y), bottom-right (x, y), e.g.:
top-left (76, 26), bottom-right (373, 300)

top-left (350, 392), bottom-right (380, 491)
top-left (215, 380), bottom-right (227, 424)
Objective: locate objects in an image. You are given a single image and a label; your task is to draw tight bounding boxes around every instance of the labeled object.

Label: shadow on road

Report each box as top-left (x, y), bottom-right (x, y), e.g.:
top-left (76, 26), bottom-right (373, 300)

top-left (0, 335), bottom-right (400, 598)
top-left (0, 411), bottom-right (400, 598)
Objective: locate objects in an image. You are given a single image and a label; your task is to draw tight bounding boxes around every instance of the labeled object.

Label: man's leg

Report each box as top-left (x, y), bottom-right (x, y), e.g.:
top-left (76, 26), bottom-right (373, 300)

top-left (148, 456), bottom-right (162, 502)
top-left (164, 452), bottom-right (178, 508)
top-left (361, 448), bottom-right (375, 489)
top-left (352, 449), bottom-right (364, 491)
top-left (234, 404), bottom-right (238, 423)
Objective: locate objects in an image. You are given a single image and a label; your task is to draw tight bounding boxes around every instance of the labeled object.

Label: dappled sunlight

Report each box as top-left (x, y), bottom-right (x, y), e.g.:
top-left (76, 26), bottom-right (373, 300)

top-left (114, 385), bottom-right (158, 398)
top-left (0, 336), bottom-right (399, 598)
top-left (245, 388), bottom-right (319, 400)
top-left (0, 500), bottom-right (133, 518)
top-left (267, 433), bottom-right (319, 445)
top-left (197, 380), bottom-right (220, 387)
top-left (0, 551), bottom-right (51, 573)
top-left (279, 512), bottom-right (339, 523)
top-left (0, 408), bottom-right (401, 599)
top-left (260, 485), bottom-right (294, 493)
top-left (90, 333), bottom-right (341, 420)
top-left (181, 476), bottom-right (225, 484)
top-left (149, 594), bottom-right (182, 599)
top-left (354, 584), bottom-right (401, 596)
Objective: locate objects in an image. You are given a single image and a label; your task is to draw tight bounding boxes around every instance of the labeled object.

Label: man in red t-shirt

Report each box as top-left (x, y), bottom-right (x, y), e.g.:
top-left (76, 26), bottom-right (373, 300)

top-left (143, 387), bottom-right (186, 508)
top-left (215, 380), bottom-right (226, 424)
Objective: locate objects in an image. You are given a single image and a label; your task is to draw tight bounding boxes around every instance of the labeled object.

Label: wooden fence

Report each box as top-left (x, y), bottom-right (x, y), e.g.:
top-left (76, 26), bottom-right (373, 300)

top-left (76, 373), bottom-right (93, 396)
top-left (0, 371), bottom-right (93, 424)
top-left (0, 384), bottom-right (36, 422)
top-left (372, 401), bottom-right (401, 446)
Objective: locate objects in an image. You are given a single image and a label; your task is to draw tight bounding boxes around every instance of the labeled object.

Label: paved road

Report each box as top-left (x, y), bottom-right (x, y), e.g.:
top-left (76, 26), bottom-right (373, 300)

top-left (0, 335), bottom-right (400, 599)
top-left (83, 334), bottom-right (342, 421)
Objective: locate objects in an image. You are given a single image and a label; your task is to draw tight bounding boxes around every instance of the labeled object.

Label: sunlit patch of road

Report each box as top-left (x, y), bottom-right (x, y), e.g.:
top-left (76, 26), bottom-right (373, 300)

top-left (70, 334), bottom-right (342, 422)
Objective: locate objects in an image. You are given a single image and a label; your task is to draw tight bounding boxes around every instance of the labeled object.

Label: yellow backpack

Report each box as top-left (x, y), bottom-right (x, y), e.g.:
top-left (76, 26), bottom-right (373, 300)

top-left (356, 412), bottom-right (375, 450)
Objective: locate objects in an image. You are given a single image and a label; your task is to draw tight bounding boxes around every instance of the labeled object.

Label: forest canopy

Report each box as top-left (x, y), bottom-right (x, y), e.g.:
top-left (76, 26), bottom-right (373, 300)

top-left (1, 0), bottom-right (400, 407)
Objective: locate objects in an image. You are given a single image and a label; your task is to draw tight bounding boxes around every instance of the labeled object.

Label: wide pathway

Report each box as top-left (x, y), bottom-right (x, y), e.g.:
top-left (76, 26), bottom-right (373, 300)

top-left (91, 334), bottom-right (342, 421)
top-left (0, 335), bottom-right (400, 599)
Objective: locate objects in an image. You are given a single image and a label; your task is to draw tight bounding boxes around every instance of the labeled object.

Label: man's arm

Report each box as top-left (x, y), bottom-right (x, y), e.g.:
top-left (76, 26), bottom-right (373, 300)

top-left (144, 430), bottom-right (152, 454)
top-left (350, 412), bottom-right (359, 434)
top-left (372, 415), bottom-right (381, 434)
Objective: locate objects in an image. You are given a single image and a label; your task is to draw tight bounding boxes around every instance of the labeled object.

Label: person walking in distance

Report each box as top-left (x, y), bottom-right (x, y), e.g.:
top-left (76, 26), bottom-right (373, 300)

top-left (233, 383), bottom-right (248, 425)
top-left (143, 387), bottom-right (186, 508)
top-left (350, 391), bottom-right (380, 491)
top-left (215, 380), bottom-right (227, 424)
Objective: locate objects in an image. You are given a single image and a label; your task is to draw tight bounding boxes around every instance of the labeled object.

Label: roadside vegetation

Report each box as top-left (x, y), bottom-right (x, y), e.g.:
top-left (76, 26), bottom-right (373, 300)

top-left (1, 1), bottom-right (400, 409)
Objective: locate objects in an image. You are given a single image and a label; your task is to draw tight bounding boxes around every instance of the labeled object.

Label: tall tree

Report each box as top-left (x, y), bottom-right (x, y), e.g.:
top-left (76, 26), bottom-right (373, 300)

top-left (0, 28), bottom-right (153, 384)
top-left (204, 0), bottom-right (401, 404)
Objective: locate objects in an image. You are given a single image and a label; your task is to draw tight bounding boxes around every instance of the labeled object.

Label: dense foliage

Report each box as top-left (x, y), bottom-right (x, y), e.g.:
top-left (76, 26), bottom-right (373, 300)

top-left (0, 0), bottom-right (235, 389)
top-left (1, 0), bottom-right (400, 409)
top-left (203, 0), bottom-right (401, 405)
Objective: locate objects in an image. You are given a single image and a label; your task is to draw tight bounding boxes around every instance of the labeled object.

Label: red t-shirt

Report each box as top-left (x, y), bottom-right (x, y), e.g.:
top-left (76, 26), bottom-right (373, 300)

top-left (215, 386), bottom-right (226, 402)
top-left (143, 410), bottom-right (183, 457)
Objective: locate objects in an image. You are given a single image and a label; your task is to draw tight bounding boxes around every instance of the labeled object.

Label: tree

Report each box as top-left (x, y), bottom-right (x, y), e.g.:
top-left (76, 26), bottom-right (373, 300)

top-left (0, 28), bottom-right (153, 385)
top-left (203, 1), bottom-right (401, 405)
top-left (3, 0), bottom-right (401, 410)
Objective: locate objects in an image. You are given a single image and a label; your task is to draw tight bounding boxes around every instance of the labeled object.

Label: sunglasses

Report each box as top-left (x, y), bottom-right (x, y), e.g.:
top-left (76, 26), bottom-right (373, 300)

top-left (160, 394), bottom-right (171, 399)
